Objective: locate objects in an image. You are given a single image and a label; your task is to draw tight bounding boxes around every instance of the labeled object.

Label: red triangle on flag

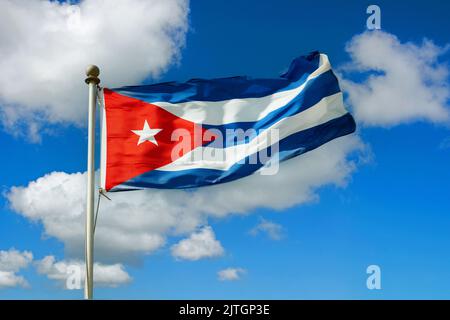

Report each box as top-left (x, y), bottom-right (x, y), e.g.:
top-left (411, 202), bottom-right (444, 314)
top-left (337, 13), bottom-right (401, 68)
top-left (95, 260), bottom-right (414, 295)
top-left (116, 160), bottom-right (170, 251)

top-left (103, 89), bottom-right (209, 191)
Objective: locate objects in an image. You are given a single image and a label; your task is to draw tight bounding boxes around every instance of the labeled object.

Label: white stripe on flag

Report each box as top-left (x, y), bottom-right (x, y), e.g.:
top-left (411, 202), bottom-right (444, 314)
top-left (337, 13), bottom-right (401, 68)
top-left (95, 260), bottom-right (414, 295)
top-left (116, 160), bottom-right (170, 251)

top-left (151, 54), bottom-right (332, 125)
top-left (157, 92), bottom-right (346, 172)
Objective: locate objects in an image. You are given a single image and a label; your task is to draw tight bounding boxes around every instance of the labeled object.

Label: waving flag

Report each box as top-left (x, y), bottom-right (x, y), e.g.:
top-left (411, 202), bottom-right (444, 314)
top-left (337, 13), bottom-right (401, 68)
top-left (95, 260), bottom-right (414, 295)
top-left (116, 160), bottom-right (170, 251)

top-left (100, 52), bottom-right (356, 191)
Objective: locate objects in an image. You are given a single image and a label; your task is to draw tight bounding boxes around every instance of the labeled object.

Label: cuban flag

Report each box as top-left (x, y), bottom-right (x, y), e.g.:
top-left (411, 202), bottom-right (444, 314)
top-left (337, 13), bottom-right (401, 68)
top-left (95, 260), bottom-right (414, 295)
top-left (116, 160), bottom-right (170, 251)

top-left (100, 52), bottom-right (356, 191)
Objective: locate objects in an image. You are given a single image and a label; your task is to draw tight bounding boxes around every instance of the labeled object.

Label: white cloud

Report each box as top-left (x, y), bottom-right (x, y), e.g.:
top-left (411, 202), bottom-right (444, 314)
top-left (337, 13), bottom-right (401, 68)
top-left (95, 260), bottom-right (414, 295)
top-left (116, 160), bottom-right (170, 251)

top-left (249, 218), bottom-right (284, 240)
top-left (0, 249), bottom-right (33, 289)
top-left (36, 255), bottom-right (131, 288)
top-left (340, 31), bottom-right (450, 127)
top-left (217, 268), bottom-right (245, 281)
top-left (7, 135), bottom-right (364, 263)
top-left (0, 249), bottom-right (33, 272)
top-left (171, 226), bottom-right (224, 261)
top-left (0, 0), bottom-right (189, 141)
top-left (0, 271), bottom-right (29, 289)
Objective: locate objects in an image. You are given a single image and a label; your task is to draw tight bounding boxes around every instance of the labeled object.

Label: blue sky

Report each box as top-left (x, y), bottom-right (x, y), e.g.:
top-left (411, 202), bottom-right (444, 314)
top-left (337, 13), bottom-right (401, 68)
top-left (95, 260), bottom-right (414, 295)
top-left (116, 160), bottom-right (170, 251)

top-left (1, 0), bottom-right (450, 299)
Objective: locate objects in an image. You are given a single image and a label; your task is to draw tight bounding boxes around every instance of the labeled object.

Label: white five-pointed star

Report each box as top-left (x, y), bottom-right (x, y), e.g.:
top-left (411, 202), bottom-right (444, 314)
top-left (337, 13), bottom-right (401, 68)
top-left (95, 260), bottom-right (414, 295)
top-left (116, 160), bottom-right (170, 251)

top-left (131, 120), bottom-right (162, 146)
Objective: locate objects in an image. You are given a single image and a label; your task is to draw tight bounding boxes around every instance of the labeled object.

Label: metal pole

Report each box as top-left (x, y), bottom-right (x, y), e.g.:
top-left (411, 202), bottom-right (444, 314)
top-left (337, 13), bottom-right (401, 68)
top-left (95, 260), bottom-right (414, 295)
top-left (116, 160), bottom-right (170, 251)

top-left (84, 65), bottom-right (100, 300)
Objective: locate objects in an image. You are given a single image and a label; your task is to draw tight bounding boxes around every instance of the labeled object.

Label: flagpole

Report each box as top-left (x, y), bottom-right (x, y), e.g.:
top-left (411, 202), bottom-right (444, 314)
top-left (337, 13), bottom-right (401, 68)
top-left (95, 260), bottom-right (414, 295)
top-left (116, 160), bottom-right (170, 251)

top-left (84, 65), bottom-right (100, 300)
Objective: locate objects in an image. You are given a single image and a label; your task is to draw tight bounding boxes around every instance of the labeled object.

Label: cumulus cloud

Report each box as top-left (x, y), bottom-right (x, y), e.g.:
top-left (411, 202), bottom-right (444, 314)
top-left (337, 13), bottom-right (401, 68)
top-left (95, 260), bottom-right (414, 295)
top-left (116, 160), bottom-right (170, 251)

top-left (217, 268), bottom-right (246, 281)
top-left (7, 135), bottom-right (363, 264)
top-left (0, 271), bottom-right (29, 289)
top-left (249, 218), bottom-right (284, 240)
top-left (0, 0), bottom-right (189, 141)
top-left (0, 249), bottom-right (33, 272)
top-left (171, 226), bottom-right (224, 261)
top-left (339, 31), bottom-right (450, 127)
top-left (0, 249), bottom-right (33, 289)
top-left (36, 255), bottom-right (131, 288)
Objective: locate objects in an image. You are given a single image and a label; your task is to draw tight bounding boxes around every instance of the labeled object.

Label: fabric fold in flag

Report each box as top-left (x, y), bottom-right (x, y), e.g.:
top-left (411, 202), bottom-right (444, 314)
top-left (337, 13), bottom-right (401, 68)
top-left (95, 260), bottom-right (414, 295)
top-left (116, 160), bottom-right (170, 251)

top-left (100, 52), bottom-right (356, 191)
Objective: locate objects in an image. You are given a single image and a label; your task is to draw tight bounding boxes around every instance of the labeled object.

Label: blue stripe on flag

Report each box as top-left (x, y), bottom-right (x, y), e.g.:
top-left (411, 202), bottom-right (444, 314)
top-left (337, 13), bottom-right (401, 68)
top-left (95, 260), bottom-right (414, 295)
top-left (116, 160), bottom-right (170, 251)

top-left (203, 70), bottom-right (341, 147)
top-left (110, 52), bottom-right (322, 104)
